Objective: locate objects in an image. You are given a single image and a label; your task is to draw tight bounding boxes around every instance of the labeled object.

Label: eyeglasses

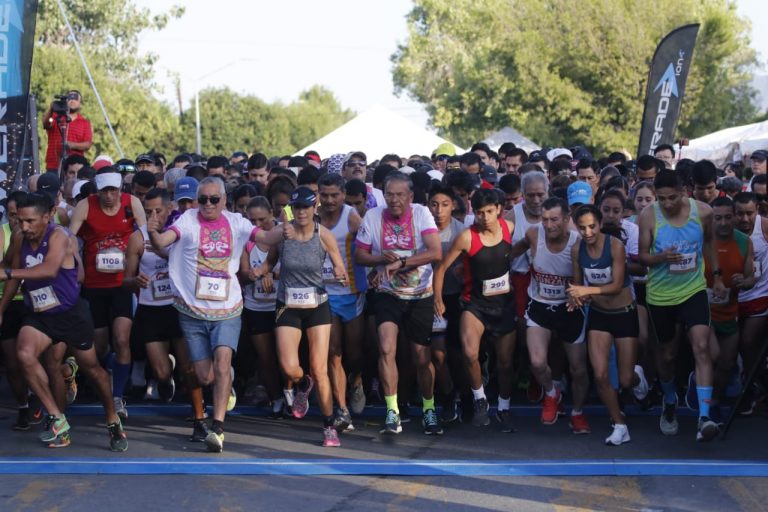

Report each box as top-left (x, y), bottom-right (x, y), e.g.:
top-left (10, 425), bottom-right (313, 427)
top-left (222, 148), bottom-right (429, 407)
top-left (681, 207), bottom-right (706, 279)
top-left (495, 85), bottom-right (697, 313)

top-left (345, 161), bottom-right (366, 167)
top-left (198, 195), bottom-right (221, 205)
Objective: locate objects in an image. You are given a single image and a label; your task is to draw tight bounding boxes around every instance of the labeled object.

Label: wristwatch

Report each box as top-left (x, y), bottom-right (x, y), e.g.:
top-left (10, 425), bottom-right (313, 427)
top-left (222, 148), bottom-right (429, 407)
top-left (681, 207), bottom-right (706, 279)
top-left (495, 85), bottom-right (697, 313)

top-left (400, 256), bottom-right (407, 268)
top-left (713, 269), bottom-right (722, 277)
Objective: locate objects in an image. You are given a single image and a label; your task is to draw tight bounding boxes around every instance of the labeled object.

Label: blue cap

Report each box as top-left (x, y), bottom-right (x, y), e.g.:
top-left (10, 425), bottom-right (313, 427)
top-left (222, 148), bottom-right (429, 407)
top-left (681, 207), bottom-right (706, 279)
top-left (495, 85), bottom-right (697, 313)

top-left (175, 176), bottom-right (199, 201)
top-left (567, 181), bottom-right (593, 207)
top-left (290, 186), bottom-right (317, 207)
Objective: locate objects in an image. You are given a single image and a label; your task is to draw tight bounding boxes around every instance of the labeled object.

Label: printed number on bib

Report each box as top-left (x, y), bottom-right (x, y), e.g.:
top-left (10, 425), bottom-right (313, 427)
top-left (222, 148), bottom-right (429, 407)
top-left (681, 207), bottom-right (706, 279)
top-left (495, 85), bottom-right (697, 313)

top-left (253, 279), bottom-right (277, 301)
top-left (432, 315), bottom-right (447, 333)
top-left (754, 260), bottom-right (762, 279)
top-left (195, 275), bottom-right (229, 301)
top-left (29, 286), bottom-right (61, 313)
top-left (706, 287), bottom-right (731, 305)
top-left (96, 249), bottom-right (125, 273)
top-left (539, 282), bottom-right (566, 300)
top-left (483, 272), bottom-right (510, 296)
top-left (286, 287), bottom-right (317, 308)
top-left (322, 258), bottom-right (337, 284)
top-left (585, 267), bottom-right (612, 285)
top-left (152, 278), bottom-right (173, 301)
top-left (669, 252), bottom-right (696, 274)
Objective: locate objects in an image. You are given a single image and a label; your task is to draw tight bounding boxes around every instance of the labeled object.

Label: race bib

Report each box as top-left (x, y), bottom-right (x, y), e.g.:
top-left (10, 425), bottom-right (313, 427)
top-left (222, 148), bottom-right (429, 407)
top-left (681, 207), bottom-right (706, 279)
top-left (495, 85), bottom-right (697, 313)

top-left (253, 279), bottom-right (277, 301)
top-left (285, 287), bottom-right (318, 308)
top-left (754, 260), bottom-right (762, 279)
top-left (322, 256), bottom-right (337, 284)
top-left (96, 248), bottom-right (125, 273)
top-left (29, 286), bottom-right (61, 313)
top-left (707, 287), bottom-right (731, 305)
top-left (151, 277), bottom-right (173, 301)
top-left (432, 315), bottom-right (448, 333)
top-left (669, 252), bottom-right (696, 274)
top-left (539, 282), bottom-right (566, 300)
top-left (483, 272), bottom-right (510, 296)
top-left (585, 267), bottom-right (612, 285)
top-left (195, 274), bottom-right (229, 301)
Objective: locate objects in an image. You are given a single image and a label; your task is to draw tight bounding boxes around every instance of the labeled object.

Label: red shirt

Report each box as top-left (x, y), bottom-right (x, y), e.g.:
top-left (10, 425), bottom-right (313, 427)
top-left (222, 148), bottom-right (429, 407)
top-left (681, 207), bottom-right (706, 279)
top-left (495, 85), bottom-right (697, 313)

top-left (80, 193), bottom-right (135, 288)
top-left (44, 114), bottom-right (93, 170)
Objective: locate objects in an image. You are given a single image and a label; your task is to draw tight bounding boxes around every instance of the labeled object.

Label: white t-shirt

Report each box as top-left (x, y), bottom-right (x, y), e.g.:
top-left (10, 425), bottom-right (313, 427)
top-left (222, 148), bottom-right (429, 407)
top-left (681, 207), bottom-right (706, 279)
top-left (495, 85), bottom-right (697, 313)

top-left (168, 209), bottom-right (257, 320)
top-left (356, 204), bottom-right (438, 299)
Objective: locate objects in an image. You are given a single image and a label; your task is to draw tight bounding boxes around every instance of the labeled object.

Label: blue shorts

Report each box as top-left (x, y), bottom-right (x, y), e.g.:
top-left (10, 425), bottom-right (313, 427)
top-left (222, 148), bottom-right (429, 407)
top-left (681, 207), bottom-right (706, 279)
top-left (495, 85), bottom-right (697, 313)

top-left (178, 312), bottom-right (242, 362)
top-left (328, 293), bottom-right (365, 323)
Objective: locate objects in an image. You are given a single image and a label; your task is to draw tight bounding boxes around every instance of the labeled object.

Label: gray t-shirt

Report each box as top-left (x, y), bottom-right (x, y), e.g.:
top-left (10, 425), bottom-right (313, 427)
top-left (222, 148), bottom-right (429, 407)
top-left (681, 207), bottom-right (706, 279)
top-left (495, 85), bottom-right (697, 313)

top-left (439, 217), bottom-right (466, 296)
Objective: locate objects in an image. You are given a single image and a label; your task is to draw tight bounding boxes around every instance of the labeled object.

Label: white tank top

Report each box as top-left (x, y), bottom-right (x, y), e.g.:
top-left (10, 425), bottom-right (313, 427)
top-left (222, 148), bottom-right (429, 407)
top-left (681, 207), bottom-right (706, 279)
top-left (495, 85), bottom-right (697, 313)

top-left (323, 205), bottom-right (353, 296)
top-left (739, 215), bottom-right (768, 303)
top-left (243, 242), bottom-right (280, 312)
top-left (138, 225), bottom-right (174, 306)
top-left (528, 225), bottom-right (578, 305)
top-left (510, 202), bottom-right (540, 273)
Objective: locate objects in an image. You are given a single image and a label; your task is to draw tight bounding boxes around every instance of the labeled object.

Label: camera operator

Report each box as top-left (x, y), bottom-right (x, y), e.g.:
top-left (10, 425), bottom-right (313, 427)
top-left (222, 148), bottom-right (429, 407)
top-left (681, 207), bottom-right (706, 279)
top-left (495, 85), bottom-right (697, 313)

top-left (43, 90), bottom-right (93, 173)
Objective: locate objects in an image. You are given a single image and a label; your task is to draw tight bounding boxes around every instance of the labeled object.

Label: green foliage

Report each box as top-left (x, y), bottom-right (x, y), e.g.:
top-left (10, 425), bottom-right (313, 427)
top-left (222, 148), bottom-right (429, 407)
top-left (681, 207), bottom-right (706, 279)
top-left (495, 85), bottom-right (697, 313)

top-left (392, 0), bottom-right (759, 156)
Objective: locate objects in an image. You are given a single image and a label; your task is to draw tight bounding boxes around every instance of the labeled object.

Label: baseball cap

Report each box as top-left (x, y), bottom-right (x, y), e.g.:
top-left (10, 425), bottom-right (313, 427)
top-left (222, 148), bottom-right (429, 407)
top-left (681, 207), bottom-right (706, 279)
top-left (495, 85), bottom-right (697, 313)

top-left (528, 150), bottom-right (546, 162)
top-left (547, 148), bottom-right (573, 162)
top-left (480, 164), bottom-right (498, 184)
top-left (751, 149), bottom-right (768, 161)
top-left (175, 177), bottom-right (199, 202)
top-left (434, 142), bottom-right (457, 157)
top-left (567, 181), bottom-right (593, 207)
top-left (290, 186), bottom-right (317, 208)
top-left (37, 172), bottom-right (61, 202)
top-left (398, 165), bottom-right (416, 175)
top-left (135, 153), bottom-right (154, 164)
top-left (72, 179), bottom-right (88, 199)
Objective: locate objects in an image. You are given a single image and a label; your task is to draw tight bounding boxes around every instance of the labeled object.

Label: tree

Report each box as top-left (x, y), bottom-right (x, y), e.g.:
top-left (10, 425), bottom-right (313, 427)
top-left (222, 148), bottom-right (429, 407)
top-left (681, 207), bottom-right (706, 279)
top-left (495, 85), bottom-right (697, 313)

top-left (392, 0), bottom-right (759, 156)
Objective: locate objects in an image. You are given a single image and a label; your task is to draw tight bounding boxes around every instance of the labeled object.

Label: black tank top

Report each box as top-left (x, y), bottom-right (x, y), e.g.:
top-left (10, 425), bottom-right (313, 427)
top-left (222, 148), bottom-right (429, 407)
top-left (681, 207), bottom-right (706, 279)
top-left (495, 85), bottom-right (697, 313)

top-left (461, 219), bottom-right (512, 309)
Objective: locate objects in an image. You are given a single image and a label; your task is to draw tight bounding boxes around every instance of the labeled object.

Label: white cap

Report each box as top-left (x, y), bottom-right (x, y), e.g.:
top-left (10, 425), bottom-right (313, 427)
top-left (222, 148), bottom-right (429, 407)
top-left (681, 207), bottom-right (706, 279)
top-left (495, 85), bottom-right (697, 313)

top-left (427, 170), bottom-right (444, 181)
top-left (398, 165), bottom-right (416, 175)
top-left (546, 148), bottom-right (573, 161)
top-left (72, 179), bottom-right (88, 198)
top-left (95, 172), bottom-right (122, 190)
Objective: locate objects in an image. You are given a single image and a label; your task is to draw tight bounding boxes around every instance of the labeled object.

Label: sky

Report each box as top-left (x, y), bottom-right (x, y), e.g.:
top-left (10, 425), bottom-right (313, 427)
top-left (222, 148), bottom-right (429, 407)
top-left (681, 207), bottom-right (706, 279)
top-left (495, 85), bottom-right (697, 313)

top-left (135, 0), bottom-right (768, 132)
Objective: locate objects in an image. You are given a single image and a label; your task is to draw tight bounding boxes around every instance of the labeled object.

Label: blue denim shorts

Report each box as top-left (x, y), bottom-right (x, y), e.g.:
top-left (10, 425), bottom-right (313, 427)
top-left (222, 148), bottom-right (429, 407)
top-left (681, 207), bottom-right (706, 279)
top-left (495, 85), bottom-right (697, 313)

top-left (178, 313), bottom-right (242, 362)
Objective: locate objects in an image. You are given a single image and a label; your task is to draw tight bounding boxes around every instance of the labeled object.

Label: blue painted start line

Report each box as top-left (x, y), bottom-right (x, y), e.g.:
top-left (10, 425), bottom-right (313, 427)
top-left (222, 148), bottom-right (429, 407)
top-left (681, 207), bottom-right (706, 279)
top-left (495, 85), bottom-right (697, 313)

top-left (0, 458), bottom-right (766, 477)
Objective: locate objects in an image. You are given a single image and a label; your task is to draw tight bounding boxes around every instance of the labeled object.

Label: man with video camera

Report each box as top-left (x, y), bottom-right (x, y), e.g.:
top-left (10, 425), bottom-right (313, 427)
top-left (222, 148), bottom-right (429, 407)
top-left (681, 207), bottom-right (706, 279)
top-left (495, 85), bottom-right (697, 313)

top-left (43, 90), bottom-right (93, 173)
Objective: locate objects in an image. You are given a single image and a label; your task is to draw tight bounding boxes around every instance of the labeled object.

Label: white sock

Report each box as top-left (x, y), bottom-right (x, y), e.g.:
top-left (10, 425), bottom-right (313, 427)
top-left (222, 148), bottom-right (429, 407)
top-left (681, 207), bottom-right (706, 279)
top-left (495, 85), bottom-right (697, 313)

top-left (571, 409), bottom-right (582, 416)
top-left (497, 396), bottom-right (511, 411)
top-left (545, 385), bottom-right (558, 398)
top-left (283, 388), bottom-right (294, 407)
top-left (471, 386), bottom-right (486, 401)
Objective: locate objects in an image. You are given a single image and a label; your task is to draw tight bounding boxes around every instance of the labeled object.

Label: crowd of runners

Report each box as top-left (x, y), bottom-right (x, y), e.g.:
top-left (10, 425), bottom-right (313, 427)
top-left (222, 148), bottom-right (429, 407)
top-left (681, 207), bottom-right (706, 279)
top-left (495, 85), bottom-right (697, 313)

top-left (2, 135), bottom-right (767, 453)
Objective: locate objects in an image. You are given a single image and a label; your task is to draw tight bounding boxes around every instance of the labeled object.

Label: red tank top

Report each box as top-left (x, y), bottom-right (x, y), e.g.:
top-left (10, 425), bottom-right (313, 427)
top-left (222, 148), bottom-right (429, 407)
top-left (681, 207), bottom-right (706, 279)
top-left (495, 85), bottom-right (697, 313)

top-left (80, 193), bottom-right (135, 288)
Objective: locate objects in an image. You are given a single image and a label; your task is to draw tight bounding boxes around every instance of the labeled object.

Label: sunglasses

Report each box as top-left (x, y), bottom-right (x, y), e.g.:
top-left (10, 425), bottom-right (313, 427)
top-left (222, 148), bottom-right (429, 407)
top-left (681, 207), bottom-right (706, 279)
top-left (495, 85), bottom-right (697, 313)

top-left (345, 161), bottom-right (366, 167)
top-left (117, 164), bottom-right (135, 173)
top-left (198, 195), bottom-right (221, 205)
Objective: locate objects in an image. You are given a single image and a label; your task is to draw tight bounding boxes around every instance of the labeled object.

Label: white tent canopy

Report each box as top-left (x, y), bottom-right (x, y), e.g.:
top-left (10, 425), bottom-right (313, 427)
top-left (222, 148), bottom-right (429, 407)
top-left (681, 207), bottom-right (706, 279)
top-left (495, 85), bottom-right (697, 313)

top-left (297, 105), bottom-right (463, 161)
top-left (677, 120), bottom-right (768, 167)
top-left (482, 126), bottom-right (540, 153)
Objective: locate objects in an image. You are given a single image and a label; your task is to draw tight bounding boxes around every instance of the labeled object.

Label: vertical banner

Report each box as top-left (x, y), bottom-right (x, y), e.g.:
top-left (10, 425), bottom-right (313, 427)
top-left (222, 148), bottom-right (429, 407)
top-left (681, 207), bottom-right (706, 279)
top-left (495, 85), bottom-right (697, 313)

top-left (637, 24), bottom-right (699, 158)
top-left (0, 0), bottom-right (39, 199)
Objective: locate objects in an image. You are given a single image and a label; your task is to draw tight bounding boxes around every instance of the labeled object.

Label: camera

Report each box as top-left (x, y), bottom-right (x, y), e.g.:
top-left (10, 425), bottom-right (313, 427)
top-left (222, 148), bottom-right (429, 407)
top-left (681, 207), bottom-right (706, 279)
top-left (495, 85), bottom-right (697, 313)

top-left (52, 94), bottom-right (70, 116)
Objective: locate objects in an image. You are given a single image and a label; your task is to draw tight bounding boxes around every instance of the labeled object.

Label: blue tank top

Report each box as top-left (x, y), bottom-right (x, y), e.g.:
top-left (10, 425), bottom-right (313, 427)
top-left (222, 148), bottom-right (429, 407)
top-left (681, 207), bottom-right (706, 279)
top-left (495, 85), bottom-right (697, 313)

top-left (21, 224), bottom-right (81, 314)
top-left (578, 234), bottom-right (631, 288)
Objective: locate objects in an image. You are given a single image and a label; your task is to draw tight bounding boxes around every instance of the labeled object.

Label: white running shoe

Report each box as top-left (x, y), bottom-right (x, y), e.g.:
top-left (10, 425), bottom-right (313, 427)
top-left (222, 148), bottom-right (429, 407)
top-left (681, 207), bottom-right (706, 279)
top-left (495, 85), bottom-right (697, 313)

top-left (633, 365), bottom-right (649, 401)
top-left (605, 423), bottom-right (631, 446)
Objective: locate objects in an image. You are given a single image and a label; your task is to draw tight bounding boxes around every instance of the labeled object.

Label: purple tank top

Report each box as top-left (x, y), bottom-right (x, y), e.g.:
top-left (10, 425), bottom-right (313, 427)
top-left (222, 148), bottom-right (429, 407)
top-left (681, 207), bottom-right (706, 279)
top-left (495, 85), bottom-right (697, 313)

top-left (22, 224), bottom-right (80, 314)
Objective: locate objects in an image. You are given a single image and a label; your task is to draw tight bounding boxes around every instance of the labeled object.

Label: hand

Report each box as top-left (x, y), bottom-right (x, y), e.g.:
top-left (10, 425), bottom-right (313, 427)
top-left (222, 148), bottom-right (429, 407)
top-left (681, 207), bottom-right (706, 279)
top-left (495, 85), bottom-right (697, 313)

top-left (282, 222), bottom-right (295, 241)
top-left (383, 260), bottom-right (402, 282)
top-left (661, 248), bottom-right (682, 264)
top-left (567, 284), bottom-right (592, 300)
top-left (434, 297), bottom-right (445, 318)
top-left (249, 264), bottom-right (267, 281)
top-left (147, 210), bottom-right (161, 233)
top-left (732, 273), bottom-right (745, 288)
top-left (382, 251), bottom-right (400, 264)
top-left (368, 270), bottom-right (381, 289)
top-left (136, 272), bottom-right (150, 289)
top-left (712, 277), bottom-right (727, 299)
top-left (261, 274), bottom-right (274, 293)
top-left (334, 266), bottom-right (348, 286)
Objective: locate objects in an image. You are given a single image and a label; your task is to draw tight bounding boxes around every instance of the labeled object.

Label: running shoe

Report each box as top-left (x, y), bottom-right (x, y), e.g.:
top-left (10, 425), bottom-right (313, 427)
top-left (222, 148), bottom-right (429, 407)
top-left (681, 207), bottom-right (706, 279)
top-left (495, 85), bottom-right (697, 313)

top-left (526, 380), bottom-right (544, 403)
top-left (322, 426), bottom-right (341, 447)
top-left (380, 409), bottom-right (402, 435)
top-left (190, 420), bottom-right (211, 442)
top-left (107, 420), bottom-right (128, 452)
top-left (659, 402), bottom-right (679, 436)
top-left (685, 371), bottom-right (698, 410)
top-left (64, 356), bottom-right (79, 405)
top-left (268, 399), bottom-right (286, 420)
top-left (348, 382), bottom-right (366, 415)
top-left (12, 408), bottom-right (31, 431)
top-left (737, 385), bottom-right (756, 416)
top-left (440, 395), bottom-right (459, 423)
top-left (39, 415), bottom-right (70, 443)
top-left (569, 413), bottom-right (591, 434)
top-left (29, 401), bottom-right (44, 425)
top-left (605, 423), bottom-right (630, 446)
top-left (422, 409), bottom-right (444, 435)
top-left (47, 431), bottom-right (71, 449)
top-left (144, 379), bottom-right (159, 401)
top-left (158, 378), bottom-right (176, 403)
top-left (205, 431), bottom-right (224, 452)
top-left (113, 397), bottom-right (128, 421)
top-left (633, 365), bottom-right (649, 401)
top-left (540, 389), bottom-right (562, 425)
top-left (367, 378), bottom-right (383, 405)
top-left (333, 408), bottom-right (353, 433)
top-left (292, 375), bottom-right (314, 419)
top-left (495, 409), bottom-right (515, 433)
top-left (696, 416), bottom-right (719, 442)
top-left (471, 398), bottom-right (490, 427)
top-left (226, 387), bottom-right (237, 412)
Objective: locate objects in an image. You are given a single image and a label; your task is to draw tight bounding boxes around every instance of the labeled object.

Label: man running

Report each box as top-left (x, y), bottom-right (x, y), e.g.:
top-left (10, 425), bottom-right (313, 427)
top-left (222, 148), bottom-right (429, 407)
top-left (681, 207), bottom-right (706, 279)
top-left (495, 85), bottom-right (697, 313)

top-left (638, 169), bottom-right (723, 442)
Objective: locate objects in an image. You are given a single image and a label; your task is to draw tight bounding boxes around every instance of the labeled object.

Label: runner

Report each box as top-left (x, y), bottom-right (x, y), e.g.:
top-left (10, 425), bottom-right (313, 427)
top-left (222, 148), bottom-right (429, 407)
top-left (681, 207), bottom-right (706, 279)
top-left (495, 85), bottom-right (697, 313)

top-left (317, 174), bottom-right (368, 428)
top-left (147, 177), bottom-right (284, 452)
top-left (355, 172), bottom-right (443, 435)
top-left (638, 169), bottom-right (723, 442)
top-left (434, 188), bottom-right (517, 432)
top-left (252, 186), bottom-right (348, 447)
top-left (567, 205), bottom-right (648, 445)
top-left (4, 192), bottom-right (127, 450)
top-left (510, 197), bottom-right (591, 433)
top-left (68, 167), bottom-right (146, 420)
